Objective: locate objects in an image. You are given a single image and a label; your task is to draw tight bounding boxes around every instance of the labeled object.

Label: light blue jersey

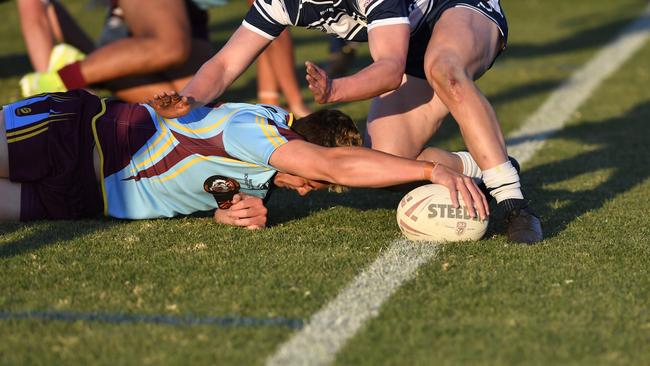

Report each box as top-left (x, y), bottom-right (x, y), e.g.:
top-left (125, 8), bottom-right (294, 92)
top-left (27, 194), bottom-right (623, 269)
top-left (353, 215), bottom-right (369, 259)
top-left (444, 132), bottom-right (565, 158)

top-left (94, 102), bottom-right (302, 219)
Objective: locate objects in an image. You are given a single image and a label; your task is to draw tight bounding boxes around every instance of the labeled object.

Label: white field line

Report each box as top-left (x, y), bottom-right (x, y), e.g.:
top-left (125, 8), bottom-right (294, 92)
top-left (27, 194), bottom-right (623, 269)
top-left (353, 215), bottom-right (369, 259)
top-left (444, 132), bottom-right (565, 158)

top-left (266, 240), bottom-right (438, 366)
top-left (506, 3), bottom-right (650, 162)
top-left (266, 5), bottom-right (650, 366)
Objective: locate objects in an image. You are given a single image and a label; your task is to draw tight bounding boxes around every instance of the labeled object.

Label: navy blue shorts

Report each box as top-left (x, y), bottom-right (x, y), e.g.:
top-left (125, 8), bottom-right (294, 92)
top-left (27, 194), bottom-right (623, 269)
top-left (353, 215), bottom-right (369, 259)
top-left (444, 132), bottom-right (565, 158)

top-left (405, 0), bottom-right (509, 79)
top-left (4, 90), bottom-right (104, 221)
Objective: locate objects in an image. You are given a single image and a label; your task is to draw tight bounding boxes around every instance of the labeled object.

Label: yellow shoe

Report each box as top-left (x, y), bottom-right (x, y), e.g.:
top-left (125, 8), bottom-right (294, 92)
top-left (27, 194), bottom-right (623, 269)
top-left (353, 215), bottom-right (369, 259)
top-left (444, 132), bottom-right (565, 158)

top-left (47, 43), bottom-right (85, 72)
top-left (19, 71), bottom-right (67, 97)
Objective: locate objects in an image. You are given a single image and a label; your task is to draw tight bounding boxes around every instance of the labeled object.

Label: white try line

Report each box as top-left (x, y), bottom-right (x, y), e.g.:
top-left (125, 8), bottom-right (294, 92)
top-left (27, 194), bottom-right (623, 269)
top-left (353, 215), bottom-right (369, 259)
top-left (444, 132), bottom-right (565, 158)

top-left (266, 5), bottom-right (650, 366)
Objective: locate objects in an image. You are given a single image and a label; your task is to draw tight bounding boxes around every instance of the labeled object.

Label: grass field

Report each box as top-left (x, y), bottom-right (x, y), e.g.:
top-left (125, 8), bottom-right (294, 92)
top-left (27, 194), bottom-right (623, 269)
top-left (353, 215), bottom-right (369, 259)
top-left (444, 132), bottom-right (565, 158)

top-left (1, 0), bottom-right (650, 365)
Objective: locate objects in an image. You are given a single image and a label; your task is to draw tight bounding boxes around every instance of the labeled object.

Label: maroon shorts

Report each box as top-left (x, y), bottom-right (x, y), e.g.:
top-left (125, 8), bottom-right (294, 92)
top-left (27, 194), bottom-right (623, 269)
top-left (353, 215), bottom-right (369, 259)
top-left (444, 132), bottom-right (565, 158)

top-left (4, 90), bottom-right (104, 221)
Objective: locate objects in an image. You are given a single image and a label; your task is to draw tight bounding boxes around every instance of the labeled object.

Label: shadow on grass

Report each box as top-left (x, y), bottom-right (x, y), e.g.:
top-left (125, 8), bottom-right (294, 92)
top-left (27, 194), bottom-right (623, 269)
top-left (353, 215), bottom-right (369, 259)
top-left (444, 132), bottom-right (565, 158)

top-left (505, 16), bottom-right (644, 60)
top-left (520, 101), bottom-right (650, 238)
top-left (265, 187), bottom-right (403, 226)
top-left (0, 219), bottom-right (120, 258)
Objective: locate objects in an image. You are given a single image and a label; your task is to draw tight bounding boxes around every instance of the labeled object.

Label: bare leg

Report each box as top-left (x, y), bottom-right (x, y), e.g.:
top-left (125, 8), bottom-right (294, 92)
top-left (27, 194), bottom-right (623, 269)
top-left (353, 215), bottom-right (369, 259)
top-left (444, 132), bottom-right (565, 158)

top-left (263, 30), bottom-right (311, 117)
top-left (0, 111), bottom-right (20, 221)
top-left (366, 74), bottom-right (448, 158)
top-left (423, 8), bottom-right (542, 243)
top-left (423, 7), bottom-right (506, 170)
top-left (79, 0), bottom-right (192, 85)
top-left (0, 179), bottom-right (21, 221)
top-left (111, 79), bottom-right (178, 103)
top-left (17, 0), bottom-right (56, 71)
top-left (0, 111), bottom-right (8, 178)
top-left (48, 0), bottom-right (95, 54)
top-left (167, 39), bottom-right (214, 92)
top-left (256, 50), bottom-right (280, 105)
top-left (17, 0), bottom-right (96, 72)
top-left (107, 38), bottom-right (212, 103)
top-left (366, 74), bottom-right (467, 173)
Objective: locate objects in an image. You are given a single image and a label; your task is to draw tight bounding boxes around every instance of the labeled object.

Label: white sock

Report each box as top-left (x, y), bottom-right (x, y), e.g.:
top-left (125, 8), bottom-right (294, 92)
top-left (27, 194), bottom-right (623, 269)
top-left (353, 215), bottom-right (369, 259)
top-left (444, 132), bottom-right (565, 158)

top-left (452, 151), bottom-right (482, 179)
top-left (482, 160), bottom-right (524, 203)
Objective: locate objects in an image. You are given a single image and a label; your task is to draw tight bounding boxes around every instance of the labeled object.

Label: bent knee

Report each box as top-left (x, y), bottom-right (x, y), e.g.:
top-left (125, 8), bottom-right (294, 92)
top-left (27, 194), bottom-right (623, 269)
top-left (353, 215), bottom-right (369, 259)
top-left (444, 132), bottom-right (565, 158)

top-left (152, 41), bottom-right (192, 68)
top-left (424, 50), bottom-right (469, 90)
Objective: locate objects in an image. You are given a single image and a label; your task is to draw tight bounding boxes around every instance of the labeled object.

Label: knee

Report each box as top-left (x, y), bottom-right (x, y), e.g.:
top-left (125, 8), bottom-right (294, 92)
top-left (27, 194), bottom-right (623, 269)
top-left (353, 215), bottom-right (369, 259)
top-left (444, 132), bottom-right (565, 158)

top-left (424, 49), bottom-right (471, 101)
top-left (150, 38), bottom-right (191, 68)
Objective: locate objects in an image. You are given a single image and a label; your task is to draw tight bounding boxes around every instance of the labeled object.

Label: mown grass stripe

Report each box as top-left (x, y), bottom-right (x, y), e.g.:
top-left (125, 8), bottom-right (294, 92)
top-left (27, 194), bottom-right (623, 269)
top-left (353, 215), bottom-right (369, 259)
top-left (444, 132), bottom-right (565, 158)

top-left (0, 310), bottom-right (303, 329)
top-left (507, 2), bottom-right (650, 164)
top-left (266, 5), bottom-right (650, 365)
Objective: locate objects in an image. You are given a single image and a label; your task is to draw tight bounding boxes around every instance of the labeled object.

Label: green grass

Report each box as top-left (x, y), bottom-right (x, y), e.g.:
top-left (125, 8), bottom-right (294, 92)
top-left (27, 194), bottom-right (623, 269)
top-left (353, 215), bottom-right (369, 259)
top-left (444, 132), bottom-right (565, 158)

top-left (1, 0), bottom-right (650, 365)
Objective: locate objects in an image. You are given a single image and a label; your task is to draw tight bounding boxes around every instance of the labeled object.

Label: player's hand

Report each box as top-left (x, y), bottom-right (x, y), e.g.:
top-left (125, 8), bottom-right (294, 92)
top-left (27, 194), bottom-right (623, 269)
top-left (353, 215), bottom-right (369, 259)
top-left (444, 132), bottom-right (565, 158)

top-left (305, 61), bottom-right (332, 104)
top-left (429, 163), bottom-right (489, 221)
top-left (213, 193), bottom-right (268, 229)
top-left (146, 91), bottom-right (192, 119)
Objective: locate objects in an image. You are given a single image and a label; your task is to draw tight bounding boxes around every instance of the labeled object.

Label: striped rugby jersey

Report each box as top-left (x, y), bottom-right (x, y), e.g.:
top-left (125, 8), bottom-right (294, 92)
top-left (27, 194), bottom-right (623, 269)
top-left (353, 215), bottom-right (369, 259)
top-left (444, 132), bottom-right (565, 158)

top-left (243, 0), bottom-right (434, 42)
top-left (96, 102), bottom-right (302, 219)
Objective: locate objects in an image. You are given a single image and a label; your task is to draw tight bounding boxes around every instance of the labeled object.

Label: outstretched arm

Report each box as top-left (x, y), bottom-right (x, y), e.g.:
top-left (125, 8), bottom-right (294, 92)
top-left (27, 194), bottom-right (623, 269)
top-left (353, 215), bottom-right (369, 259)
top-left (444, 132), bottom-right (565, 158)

top-left (149, 26), bottom-right (272, 118)
top-left (269, 140), bottom-right (488, 219)
top-left (305, 24), bottom-right (409, 103)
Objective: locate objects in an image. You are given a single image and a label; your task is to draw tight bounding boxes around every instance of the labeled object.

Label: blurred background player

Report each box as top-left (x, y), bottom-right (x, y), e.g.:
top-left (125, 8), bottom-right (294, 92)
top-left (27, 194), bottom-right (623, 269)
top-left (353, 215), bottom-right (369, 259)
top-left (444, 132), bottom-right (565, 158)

top-left (17, 0), bottom-right (214, 103)
top-left (326, 37), bottom-right (357, 78)
top-left (245, 0), bottom-right (311, 117)
top-left (0, 90), bottom-right (487, 227)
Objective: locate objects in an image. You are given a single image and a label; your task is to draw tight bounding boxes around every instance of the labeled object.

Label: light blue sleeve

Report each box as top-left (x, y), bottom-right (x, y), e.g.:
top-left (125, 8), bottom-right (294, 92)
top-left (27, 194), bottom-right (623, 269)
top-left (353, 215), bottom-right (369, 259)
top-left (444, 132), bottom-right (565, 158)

top-left (222, 111), bottom-right (289, 168)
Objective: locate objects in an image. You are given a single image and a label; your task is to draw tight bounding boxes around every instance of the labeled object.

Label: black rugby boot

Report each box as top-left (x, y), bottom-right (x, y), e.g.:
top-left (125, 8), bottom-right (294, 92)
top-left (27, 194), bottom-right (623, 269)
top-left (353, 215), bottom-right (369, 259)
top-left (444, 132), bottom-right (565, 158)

top-left (499, 198), bottom-right (543, 244)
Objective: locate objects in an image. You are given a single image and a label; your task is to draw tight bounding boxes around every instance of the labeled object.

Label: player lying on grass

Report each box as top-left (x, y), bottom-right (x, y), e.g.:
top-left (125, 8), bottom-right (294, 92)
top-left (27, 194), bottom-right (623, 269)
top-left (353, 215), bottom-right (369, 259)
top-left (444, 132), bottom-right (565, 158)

top-left (0, 90), bottom-right (487, 228)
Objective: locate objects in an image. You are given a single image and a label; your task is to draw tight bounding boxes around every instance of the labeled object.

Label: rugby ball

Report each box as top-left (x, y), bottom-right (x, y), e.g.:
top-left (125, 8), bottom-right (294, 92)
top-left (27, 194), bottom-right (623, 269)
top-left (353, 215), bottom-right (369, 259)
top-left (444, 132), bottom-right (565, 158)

top-left (396, 184), bottom-right (488, 242)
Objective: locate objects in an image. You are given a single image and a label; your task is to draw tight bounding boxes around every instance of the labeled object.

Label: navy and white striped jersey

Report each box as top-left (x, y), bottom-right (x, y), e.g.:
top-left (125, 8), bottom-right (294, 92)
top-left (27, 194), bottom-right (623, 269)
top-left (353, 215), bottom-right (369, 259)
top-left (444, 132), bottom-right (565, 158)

top-left (242, 0), bottom-right (435, 42)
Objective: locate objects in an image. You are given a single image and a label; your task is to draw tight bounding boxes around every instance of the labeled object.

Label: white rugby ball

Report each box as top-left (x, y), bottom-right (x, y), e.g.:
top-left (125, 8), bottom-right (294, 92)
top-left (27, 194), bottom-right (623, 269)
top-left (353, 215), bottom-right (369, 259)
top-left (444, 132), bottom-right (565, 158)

top-left (396, 184), bottom-right (488, 242)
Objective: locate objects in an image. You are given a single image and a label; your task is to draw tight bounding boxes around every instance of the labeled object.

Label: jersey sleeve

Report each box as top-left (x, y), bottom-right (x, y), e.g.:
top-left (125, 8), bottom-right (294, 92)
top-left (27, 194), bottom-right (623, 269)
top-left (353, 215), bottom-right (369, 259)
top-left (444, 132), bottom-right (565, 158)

top-left (242, 0), bottom-right (291, 40)
top-left (364, 0), bottom-right (410, 30)
top-left (223, 111), bottom-right (302, 167)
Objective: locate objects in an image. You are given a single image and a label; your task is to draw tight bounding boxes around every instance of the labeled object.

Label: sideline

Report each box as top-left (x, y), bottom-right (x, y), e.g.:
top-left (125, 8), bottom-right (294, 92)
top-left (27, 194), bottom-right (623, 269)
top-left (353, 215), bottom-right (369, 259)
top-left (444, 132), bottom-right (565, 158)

top-left (266, 5), bottom-right (650, 365)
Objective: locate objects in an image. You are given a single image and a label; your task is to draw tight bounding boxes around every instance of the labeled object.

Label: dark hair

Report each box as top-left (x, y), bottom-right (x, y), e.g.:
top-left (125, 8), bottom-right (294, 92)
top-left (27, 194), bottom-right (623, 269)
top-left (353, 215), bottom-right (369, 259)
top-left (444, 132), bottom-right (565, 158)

top-left (290, 109), bottom-right (362, 192)
top-left (291, 109), bottom-right (362, 148)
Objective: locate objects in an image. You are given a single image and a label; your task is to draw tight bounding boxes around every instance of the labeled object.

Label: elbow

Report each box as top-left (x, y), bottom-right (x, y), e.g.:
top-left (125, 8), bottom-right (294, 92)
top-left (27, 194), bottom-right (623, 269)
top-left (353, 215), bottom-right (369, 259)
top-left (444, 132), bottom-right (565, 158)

top-left (386, 73), bottom-right (403, 91)
top-left (312, 151), bottom-right (344, 183)
top-left (384, 61), bottom-right (406, 91)
top-left (146, 34), bottom-right (192, 69)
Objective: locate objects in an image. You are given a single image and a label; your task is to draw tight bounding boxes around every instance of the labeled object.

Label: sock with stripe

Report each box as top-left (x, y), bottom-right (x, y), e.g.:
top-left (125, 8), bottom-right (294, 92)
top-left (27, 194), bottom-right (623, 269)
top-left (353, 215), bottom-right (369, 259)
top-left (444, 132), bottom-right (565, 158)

top-left (482, 160), bottom-right (524, 203)
top-left (452, 151), bottom-right (482, 179)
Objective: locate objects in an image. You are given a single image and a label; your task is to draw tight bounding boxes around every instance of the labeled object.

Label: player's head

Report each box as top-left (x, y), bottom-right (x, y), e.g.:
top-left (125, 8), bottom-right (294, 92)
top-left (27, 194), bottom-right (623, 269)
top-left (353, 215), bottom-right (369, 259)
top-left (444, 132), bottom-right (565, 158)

top-left (288, 109), bottom-right (362, 193)
top-left (291, 109), bottom-right (362, 149)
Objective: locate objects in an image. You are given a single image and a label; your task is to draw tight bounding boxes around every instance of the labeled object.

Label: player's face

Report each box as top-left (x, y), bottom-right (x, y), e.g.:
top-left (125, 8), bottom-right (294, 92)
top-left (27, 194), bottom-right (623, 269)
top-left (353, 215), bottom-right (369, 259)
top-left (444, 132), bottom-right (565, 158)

top-left (274, 173), bottom-right (330, 196)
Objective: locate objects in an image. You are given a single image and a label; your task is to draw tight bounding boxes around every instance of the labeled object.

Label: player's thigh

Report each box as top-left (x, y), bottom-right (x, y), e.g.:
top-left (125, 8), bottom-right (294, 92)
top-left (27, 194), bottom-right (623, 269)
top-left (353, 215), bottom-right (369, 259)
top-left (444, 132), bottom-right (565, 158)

top-left (366, 75), bottom-right (449, 158)
top-left (0, 178), bottom-right (21, 221)
top-left (0, 111), bottom-right (8, 178)
top-left (425, 7), bottom-right (501, 80)
top-left (108, 77), bottom-right (177, 103)
top-left (164, 39), bottom-right (214, 89)
top-left (119, 0), bottom-right (190, 42)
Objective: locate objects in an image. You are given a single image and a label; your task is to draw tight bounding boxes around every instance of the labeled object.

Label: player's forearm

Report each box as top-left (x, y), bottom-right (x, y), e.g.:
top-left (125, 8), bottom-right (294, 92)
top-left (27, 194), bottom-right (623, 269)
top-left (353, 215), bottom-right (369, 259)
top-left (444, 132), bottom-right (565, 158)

top-left (179, 57), bottom-right (232, 106)
top-left (179, 27), bottom-right (268, 107)
top-left (328, 59), bottom-right (404, 102)
top-left (317, 147), bottom-right (428, 187)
